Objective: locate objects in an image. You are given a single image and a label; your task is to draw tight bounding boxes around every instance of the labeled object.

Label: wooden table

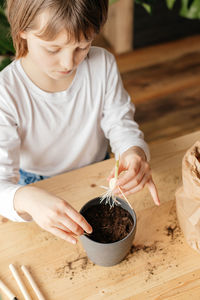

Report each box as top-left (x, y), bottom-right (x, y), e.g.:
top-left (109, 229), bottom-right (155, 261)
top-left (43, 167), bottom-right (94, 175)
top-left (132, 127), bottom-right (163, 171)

top-left (0, 131), bottom-right (200, 300)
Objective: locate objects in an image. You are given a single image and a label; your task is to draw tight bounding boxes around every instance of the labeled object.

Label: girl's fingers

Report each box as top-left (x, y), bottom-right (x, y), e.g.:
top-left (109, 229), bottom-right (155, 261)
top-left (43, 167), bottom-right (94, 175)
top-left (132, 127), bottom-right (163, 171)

top-left (116, 173), bottom-right (151, 196)
top-left (64, 204), bottom-right (92, 234)
top-left (116, 177), bottom-right (160, 207)
top-left (58, 215), bottom-right (84, 236)
top-left (147, 179), bottom-right (160, 206)
top-left (116, 163), bottom-right (140, 187)
top-left (107, 160), bottom-right (139, 183)
top-left (55, 221), bottom-right (73, 234)
top-left (49, 227), bottom-right (77, 244)
top-left (116, 163), bottom-right (147, 192)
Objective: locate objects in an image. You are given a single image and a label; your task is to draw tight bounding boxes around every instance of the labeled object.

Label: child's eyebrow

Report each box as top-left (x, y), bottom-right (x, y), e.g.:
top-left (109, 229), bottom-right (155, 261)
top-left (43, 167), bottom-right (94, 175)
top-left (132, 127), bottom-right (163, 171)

top-left (47, 38), bottom-right (93, 48)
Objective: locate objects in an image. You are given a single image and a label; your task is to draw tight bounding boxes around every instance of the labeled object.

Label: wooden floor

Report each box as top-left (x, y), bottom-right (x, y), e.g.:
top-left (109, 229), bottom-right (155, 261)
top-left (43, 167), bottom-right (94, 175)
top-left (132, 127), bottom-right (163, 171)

top-left (94, 35), bottom-right (200, 145)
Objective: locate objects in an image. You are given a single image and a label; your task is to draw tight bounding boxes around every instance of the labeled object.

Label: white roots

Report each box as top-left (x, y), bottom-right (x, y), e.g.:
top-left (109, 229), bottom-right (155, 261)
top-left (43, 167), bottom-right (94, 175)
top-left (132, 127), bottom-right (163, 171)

top-left (99, 178), bottom-right (132, 209)
top-left (100, 188), bottom-right (121, 208)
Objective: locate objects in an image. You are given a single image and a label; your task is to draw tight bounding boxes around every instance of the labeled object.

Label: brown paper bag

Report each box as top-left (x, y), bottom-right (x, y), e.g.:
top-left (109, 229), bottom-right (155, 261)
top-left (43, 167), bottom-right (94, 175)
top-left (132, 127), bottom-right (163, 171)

top-left (176, 141), bottom-right (200, 253)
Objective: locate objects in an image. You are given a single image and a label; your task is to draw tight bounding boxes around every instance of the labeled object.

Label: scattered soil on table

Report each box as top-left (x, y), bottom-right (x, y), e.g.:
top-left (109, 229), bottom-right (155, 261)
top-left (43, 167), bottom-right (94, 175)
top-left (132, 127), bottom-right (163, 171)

top-left (81, 204), bottom-right (134, 243)
top-left (55, 255), bottom-right (93, 279)
top-left (129, 243), bottom-right (158, 255)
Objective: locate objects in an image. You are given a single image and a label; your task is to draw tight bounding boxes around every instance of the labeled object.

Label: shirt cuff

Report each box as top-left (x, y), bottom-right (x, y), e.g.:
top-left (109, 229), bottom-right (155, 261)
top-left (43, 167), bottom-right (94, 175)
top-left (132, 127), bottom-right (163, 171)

top-left (115, 139), bottom-right (150, 162)
top-left (0, 184), bottom-right (29, 222)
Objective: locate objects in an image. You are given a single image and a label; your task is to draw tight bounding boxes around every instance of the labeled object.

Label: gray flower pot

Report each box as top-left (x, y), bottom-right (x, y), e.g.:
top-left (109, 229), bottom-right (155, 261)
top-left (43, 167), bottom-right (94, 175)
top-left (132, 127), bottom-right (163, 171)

top-left (79, 197), bottom-right (137, 267)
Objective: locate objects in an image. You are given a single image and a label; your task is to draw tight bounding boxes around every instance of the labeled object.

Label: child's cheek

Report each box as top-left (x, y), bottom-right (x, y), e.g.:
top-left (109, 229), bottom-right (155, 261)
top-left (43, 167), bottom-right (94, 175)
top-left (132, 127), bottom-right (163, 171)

top-left (76, 51), bottom-right (89, 65)
top-left (40, 53), bottom-right (56, 66)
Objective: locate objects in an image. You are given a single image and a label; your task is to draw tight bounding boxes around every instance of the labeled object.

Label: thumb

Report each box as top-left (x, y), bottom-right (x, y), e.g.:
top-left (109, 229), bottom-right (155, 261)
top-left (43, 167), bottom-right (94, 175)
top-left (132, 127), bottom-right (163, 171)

top-left (107, 160), bottom-right (126, 182)
top-left (107, 167), bottom-right (115, 182)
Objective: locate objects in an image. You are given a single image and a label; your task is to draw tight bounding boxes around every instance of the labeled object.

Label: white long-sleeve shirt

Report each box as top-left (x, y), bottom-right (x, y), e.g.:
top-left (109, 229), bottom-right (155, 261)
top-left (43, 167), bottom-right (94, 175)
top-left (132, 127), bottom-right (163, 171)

top-left (0, 46), bottom-right (149, 222)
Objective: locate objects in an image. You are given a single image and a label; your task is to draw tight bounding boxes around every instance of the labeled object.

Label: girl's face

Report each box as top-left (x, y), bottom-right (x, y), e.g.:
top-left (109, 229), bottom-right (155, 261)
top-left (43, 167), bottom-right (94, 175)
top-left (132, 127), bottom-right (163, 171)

top-left (20, 13), bottom-right (93, 81)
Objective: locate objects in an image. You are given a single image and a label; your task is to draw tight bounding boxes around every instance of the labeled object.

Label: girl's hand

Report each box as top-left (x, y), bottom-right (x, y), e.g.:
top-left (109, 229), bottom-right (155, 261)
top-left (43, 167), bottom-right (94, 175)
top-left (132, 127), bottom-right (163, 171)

top-left (107, 146), bottom-right (160, 206)
top-left (14, 186), bottom-right (92, 244)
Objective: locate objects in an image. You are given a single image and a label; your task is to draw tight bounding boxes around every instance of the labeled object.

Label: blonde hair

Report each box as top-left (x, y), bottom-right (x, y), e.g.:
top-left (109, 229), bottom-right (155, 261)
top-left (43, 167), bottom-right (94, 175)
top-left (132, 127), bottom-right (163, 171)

top-left (6, 0), bottom-right (108, 58)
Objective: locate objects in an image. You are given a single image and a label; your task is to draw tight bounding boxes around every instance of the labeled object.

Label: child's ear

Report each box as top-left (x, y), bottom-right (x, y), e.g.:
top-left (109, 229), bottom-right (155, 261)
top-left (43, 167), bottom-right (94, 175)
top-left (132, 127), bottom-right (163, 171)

top-left (20, 31), bottom-right (28, 40)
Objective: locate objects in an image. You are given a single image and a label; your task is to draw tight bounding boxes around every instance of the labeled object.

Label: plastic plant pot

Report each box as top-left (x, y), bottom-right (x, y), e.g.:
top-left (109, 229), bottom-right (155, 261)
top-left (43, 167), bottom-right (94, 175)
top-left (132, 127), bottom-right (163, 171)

top-left (79, 196), bottom-right (137, 267)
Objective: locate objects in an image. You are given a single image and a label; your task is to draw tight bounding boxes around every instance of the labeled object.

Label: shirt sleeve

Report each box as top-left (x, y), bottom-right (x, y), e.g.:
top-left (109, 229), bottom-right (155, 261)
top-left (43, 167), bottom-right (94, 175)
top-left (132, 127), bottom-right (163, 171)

top-left (100, 53), bottom-right (150, 161)
top-left (0, 95), bottom-right (26, 222)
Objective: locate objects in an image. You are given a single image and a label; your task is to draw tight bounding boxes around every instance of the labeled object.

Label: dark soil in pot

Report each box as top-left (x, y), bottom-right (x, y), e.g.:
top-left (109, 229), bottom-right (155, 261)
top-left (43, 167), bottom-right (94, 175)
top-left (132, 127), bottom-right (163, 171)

top-left (81, 203), bottom-right (134, 243)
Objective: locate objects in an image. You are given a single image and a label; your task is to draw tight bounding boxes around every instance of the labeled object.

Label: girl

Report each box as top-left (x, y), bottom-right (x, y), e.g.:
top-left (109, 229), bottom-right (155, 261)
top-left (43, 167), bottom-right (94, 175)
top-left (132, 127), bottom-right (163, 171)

top-left (0, 0), bottom-right (159, 244)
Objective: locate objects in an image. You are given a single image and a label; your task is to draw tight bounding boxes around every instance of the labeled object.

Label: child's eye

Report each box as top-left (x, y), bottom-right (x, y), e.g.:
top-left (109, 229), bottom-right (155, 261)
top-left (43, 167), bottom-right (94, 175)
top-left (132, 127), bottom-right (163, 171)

top-left (46, 49), bottom-right (60, 54)
top-left (77, 46), bottom-right (89, 51)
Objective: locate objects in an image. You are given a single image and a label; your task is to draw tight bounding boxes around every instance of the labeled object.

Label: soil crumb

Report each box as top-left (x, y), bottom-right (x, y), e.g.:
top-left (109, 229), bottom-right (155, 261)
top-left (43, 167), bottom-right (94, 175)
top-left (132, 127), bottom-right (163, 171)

top-left (166, 225), bottom-right (178, 239)
top-left (90, 183), bottom-right (96, 187)
top-left (81, 204), bottom-right (134, 243)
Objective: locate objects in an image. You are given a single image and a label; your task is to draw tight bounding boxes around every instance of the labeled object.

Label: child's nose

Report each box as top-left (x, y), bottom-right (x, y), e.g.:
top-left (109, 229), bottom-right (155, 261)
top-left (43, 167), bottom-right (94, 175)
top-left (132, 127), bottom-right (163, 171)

top-left (60, 52), bottom-right (74, 71)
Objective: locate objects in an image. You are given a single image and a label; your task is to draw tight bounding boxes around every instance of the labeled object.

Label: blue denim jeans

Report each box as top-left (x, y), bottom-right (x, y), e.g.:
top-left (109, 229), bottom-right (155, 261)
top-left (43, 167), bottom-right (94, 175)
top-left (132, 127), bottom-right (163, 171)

top-left (18, 152), bottom-right (110, 185)
top-left (18, 169), bottom-right (49, 185)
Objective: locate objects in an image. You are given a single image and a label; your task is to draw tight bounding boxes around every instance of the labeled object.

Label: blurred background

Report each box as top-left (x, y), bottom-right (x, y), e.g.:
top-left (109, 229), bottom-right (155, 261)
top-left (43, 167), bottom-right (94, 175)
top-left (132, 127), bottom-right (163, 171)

top-left (95, 0), bottom-right (200, 145)
top-left (0, 0), bottom-right (200, 145)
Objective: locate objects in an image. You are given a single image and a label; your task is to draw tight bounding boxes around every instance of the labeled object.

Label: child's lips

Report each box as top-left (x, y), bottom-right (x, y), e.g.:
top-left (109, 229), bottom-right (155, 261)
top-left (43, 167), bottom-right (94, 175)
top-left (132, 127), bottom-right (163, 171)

top-left (59, 70), bottom-right (72, 74)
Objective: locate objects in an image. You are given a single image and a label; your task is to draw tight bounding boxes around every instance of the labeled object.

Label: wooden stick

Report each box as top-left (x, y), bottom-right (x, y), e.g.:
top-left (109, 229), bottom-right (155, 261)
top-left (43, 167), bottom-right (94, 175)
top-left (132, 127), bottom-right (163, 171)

top-left (21, 266), bottom-right (46, 300)
top-left (0, 278), bottom-right (18, 300)
top-left (9, 264), bottom-right (32, 300)
top-left (118, 186), bottom-right (133, 209)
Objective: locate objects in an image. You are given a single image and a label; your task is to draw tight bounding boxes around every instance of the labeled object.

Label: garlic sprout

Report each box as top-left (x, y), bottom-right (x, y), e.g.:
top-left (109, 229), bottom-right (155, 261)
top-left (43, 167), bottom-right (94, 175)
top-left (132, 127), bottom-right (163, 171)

top-left (100, 158), bottom-right (132, 209)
